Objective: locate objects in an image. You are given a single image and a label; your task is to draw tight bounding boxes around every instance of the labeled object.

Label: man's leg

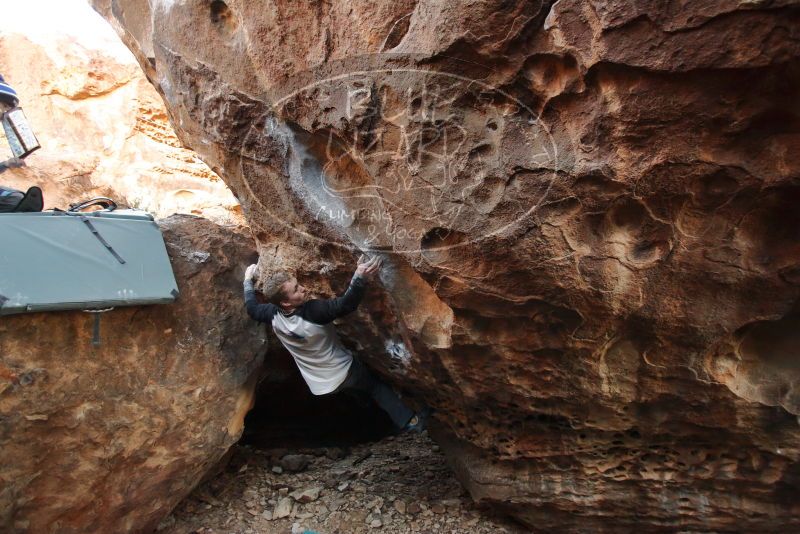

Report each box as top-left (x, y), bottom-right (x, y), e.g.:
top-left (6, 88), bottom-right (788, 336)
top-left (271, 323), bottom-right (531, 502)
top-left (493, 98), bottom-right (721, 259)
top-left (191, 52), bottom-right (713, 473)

top-left (336, 358), bottom-right (415, 429)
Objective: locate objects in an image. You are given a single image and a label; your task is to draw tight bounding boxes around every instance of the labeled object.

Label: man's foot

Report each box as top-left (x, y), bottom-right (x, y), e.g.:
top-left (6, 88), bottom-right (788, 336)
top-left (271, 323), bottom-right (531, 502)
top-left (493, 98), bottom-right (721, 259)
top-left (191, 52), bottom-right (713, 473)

top-left (403, 406), bottom-right (433, 433)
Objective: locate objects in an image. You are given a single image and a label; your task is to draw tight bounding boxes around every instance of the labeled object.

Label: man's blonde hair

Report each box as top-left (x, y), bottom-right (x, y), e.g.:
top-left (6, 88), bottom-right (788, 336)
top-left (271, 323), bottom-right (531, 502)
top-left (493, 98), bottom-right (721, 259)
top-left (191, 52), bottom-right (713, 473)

top-left (261, 270), bottom-right (293, 305)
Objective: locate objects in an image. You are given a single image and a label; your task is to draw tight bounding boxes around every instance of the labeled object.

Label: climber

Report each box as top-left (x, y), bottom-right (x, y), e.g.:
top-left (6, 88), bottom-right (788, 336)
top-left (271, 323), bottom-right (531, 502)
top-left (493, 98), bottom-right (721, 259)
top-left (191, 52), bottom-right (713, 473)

top-left (243, 255), bottom-right (430, 433)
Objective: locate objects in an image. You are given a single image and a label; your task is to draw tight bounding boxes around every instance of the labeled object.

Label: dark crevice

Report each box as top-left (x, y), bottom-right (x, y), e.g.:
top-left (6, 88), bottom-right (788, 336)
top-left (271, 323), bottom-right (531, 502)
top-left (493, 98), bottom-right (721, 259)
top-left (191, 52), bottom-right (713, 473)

top-left (240, 347), bottom-right (397, 449)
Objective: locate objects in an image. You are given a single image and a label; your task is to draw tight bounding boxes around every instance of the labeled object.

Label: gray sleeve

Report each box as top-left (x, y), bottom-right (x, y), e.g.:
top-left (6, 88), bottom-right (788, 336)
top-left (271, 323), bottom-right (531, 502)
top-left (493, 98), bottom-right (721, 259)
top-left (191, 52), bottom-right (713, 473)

top-left (301, 274), bottom-right (367, 324)
top-left (244, 279), bottom-right (277, 323)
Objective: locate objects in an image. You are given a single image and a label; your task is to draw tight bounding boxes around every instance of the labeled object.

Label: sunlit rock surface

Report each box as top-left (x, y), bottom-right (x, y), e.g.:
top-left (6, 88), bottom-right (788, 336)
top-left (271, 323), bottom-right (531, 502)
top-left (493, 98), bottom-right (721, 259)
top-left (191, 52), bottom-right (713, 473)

top-left (92, 0), bottom-right (800, 530)
top-left (0, 216), bottom-right (263, 533)
top-left (0, 32), bottom-right (242, 223)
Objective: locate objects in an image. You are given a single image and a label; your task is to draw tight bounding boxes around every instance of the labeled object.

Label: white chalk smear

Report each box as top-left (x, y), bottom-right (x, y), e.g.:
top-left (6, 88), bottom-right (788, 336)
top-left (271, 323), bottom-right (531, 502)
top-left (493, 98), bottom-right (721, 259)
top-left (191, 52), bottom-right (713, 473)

top-left (385, 339), bottom-right (411, 366)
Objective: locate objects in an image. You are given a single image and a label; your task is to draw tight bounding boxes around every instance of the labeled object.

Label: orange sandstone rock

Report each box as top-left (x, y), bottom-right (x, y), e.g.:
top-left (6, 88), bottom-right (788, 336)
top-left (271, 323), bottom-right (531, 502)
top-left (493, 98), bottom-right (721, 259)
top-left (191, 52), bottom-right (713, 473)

top-left (0, 32), bottom-right (241, 224)
top-left (83, 0), bottom-right (800, 531)
top-left (0, 216), bottom-right (263, 533)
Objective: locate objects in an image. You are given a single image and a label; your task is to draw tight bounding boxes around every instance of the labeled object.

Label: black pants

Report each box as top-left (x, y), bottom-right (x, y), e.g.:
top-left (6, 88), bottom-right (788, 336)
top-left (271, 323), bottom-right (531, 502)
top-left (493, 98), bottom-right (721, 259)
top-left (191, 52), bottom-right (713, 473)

top-left (332, 358), bottom-right (414, 429)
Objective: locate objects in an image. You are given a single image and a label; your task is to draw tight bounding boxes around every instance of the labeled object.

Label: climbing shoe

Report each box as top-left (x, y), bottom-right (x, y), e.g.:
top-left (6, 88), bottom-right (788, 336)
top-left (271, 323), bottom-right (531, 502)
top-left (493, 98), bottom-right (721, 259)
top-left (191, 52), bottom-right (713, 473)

top-left (403, 406), bottom-right (433, 433)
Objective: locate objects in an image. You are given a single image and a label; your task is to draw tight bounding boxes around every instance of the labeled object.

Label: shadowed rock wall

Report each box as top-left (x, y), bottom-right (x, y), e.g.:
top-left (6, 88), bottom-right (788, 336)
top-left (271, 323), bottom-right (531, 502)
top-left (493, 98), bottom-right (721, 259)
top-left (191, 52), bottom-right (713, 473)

top-left (91, 0), bottom-right (800, 531)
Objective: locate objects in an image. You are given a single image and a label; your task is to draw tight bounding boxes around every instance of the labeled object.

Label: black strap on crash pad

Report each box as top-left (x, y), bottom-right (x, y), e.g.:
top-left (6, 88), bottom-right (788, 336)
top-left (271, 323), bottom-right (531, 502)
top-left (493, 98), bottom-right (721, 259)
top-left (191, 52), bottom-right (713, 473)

top-left (79, 214), bottom-right (126, 264)
top-left (92, 312), bottom-right (101, 346)
top-left (83, 307), bottom-right (114, 347)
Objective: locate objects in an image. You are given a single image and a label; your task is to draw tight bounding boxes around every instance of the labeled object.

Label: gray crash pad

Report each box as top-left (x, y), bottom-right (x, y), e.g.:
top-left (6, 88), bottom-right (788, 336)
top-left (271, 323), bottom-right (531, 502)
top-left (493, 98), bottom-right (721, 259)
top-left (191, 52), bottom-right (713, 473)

top-left (0, 210), bottom-right (179, 315)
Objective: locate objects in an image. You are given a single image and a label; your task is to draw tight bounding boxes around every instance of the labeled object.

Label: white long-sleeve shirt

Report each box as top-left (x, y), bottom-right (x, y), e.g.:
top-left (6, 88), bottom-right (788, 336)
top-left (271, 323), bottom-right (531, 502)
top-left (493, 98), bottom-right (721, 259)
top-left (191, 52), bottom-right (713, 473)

top-left (244, 275), bottom-right (366, 395)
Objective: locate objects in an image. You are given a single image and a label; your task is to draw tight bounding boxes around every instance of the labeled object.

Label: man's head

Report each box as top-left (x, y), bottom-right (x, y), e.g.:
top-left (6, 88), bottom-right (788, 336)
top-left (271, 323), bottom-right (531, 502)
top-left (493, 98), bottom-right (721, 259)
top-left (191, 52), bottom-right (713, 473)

top-left (262, 270), bottom-right (308, 310)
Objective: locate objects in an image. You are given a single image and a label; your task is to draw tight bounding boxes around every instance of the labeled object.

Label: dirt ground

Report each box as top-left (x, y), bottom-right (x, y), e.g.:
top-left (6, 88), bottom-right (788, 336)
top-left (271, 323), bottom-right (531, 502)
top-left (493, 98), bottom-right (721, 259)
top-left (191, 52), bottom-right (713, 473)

top-left (157, 431), bottom-right (529, 534)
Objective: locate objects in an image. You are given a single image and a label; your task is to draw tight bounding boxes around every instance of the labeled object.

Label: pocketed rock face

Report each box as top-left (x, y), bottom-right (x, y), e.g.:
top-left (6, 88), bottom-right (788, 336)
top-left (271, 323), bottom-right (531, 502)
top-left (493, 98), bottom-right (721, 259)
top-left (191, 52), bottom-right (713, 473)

top-left (92, 0), bottom-right (800, 531)
top-left (0, 215), bottom-right (264, 534)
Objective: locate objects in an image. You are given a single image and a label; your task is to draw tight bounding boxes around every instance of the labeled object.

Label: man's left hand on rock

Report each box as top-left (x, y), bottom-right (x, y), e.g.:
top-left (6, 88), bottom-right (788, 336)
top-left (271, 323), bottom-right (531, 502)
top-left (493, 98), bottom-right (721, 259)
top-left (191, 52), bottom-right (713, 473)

top-left (355, 255), bottom-right (382, 279)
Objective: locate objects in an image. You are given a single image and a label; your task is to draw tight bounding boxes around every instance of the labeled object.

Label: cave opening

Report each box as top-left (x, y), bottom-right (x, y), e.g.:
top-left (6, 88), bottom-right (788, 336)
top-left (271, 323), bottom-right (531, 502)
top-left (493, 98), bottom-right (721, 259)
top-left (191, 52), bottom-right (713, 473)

top-left (240, 346), bottom-right (398, 449)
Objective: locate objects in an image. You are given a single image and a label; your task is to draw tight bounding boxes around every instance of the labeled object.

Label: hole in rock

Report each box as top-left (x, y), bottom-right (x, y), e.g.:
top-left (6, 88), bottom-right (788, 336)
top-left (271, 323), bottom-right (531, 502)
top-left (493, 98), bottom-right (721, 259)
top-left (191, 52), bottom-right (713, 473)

top-left (381, 12), bottom-right (412, 51)
top-left (720, 311), bottom-right (800, 414)
top-left (209, 0), bottom-right (237, 35)
top-left (691, 169), bottom-right (740, 208)
top-left (736, 186), bottom-right (800, 271)
top-left (420, 227), bottom-right (468, 264)
top-left (240, 348), bottom-right (397, 449)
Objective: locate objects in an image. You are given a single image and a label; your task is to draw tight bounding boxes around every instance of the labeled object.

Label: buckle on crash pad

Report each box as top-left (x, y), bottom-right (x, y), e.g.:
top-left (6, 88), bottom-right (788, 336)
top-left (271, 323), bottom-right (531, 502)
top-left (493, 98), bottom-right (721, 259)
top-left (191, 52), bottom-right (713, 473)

top-left (83, 307), bottom-right (114, 347)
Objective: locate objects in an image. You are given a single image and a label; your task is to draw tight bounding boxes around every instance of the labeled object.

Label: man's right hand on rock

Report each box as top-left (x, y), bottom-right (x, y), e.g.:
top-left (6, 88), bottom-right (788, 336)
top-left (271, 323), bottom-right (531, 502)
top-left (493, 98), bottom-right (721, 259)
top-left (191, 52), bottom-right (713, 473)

top-left (244, 263), bottom-right (258, 282)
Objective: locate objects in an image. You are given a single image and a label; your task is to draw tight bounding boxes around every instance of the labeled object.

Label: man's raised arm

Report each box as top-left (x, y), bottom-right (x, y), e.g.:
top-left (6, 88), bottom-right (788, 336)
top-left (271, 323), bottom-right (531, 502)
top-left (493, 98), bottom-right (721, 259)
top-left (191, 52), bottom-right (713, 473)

top-left (243, 264), bottom-right (277, 323)
top-left (303, 256), bottom-right (382, 324)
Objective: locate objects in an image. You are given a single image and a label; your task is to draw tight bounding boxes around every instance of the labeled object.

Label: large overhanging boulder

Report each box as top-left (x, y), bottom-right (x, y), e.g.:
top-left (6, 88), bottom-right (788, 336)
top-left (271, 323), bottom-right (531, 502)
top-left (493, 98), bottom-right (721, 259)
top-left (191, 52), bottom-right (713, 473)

top-left (0, 216), bottom-right (264, 533)
top-left (91, 0), bottom-right (800, 530)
